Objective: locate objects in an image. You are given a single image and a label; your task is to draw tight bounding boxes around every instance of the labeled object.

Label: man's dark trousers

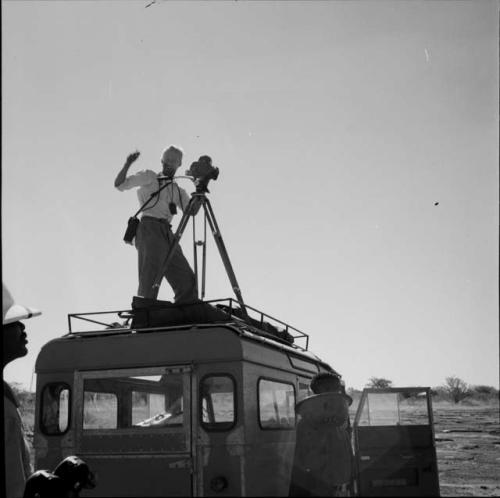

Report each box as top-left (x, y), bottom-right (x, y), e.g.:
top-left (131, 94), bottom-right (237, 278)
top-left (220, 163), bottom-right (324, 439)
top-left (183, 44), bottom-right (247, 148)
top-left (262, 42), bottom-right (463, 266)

top-left (135, 216), bottom-right (198, 302)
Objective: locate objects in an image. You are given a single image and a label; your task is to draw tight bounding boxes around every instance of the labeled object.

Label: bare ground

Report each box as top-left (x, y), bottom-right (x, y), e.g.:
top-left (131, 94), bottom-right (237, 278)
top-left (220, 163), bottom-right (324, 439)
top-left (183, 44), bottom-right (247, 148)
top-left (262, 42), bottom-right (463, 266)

top-left (433, 403), bottom-right (500, 497)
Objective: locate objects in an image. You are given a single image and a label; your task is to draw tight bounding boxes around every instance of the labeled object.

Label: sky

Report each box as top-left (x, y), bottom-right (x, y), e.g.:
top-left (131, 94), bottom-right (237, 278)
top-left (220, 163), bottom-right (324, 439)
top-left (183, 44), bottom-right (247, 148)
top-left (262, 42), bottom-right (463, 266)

top-left (2, 0), bottom-right (498, 391)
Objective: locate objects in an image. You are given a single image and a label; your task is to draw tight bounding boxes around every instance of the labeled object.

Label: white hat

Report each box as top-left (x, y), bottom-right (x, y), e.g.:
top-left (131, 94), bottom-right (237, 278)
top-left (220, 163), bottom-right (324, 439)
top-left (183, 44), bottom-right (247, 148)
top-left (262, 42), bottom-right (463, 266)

top-left (2, 283), bottom-right (42, 325)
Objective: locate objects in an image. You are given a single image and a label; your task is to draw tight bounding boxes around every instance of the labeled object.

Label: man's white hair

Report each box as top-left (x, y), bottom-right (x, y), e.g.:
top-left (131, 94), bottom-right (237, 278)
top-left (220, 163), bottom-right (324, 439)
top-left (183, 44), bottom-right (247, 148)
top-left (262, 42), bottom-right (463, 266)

top-left (161, 145), bottom-right (183, 163)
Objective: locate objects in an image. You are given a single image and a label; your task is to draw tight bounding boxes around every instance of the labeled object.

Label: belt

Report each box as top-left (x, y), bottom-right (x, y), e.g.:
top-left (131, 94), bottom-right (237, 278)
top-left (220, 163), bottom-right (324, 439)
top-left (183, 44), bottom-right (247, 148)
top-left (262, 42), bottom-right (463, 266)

top-left (141, 216), bottom-right (171, 227)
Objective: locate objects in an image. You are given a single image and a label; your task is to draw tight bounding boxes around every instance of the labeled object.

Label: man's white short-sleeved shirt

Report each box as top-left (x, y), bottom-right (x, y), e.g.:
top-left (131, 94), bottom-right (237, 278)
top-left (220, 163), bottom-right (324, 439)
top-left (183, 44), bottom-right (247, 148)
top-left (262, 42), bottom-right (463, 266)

top-left (117, 170), bottom-right (190, 222)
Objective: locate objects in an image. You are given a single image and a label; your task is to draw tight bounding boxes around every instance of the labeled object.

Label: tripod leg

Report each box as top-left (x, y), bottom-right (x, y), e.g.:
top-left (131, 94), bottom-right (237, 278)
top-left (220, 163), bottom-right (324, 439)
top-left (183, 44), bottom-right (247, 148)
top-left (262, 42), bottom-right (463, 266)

top-left (201, 213), bottom-right (207, 299)
top-left (151, 201), bottom-right (195, 291)
top-left (202, 199), bottom-right (249, 319)
top-left (192, 217), bottom-right (199, 293)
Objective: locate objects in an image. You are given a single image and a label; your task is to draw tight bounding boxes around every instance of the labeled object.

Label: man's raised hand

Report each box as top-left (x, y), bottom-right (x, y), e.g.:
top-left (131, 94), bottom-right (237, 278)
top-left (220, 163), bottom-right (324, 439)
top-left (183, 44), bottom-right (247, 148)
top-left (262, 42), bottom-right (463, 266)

top-left (126, 150), bottom-right (141, 165)
top-left (115, 151), bottom-right (140, 188)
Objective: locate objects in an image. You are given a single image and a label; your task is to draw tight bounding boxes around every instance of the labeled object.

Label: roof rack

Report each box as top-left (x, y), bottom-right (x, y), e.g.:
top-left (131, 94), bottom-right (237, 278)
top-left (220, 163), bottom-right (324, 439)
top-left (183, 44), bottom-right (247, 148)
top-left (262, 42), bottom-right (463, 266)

top-left (67, 298), bottom-right (310, 351)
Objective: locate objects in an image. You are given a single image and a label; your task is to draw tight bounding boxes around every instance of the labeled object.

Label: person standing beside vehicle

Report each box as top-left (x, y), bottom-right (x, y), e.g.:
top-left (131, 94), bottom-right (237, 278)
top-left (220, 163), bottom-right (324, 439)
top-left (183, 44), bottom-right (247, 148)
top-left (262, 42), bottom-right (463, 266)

top-left (115, 145), bottom-right (199, 302)
top-left (3, 284), bottom-right (42, 498)
top-left (289, 372), bottom-right (354, 497)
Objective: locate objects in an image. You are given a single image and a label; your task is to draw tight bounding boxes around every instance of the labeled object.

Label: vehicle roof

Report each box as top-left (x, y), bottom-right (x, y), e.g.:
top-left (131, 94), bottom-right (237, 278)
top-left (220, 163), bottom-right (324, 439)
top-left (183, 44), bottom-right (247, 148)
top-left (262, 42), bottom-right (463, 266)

top-left (35, 322), bottom-right (336, 376)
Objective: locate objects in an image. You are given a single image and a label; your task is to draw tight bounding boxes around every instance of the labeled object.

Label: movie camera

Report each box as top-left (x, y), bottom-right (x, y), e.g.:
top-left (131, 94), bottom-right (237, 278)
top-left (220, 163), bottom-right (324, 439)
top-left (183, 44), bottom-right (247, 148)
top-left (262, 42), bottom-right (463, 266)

top-left (186, 155), bottom-right (219, 192)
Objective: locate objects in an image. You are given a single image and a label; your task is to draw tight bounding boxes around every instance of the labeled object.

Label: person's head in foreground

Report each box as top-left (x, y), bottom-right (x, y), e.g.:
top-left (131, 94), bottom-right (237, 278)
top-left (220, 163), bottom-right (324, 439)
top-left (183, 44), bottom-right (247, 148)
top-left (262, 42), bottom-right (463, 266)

top-left (2, 283), bottom-right (41, 368)
top-left (310, 372), bottom-right (343, 394)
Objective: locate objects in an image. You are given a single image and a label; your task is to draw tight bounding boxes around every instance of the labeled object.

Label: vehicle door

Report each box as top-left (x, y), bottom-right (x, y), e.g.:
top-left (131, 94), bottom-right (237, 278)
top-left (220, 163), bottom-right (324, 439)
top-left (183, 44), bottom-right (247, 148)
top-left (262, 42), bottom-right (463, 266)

top-left (352, 387), bottom-right (440, 497)
top-left (75, 366), bottom-right (193, 497)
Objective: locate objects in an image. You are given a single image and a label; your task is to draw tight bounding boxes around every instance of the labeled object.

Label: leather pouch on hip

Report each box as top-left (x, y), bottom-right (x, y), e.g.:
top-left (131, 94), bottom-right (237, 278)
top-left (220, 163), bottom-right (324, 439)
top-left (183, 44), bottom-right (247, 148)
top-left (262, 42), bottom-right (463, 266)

top-left (124, 216), bottom-right (140, 245)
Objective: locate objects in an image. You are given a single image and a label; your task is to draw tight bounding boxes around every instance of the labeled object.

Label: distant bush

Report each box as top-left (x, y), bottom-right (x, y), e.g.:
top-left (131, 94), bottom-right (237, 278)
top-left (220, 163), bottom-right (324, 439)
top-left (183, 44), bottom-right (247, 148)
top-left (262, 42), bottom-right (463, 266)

top-left (431, 386), bottom-right (448, 399)
top-left (430, 383), bottom-right (498, 405)
top-left (472, 385), bottom-right (498, 396)
top-left (443, 376), bottom-right (470, 404)
top-left (470, 385), bottom-right (499, 403)
top-left (366, 377), bottom-right (393, 389)
top-left (10, 382), bottom-right (35, 408)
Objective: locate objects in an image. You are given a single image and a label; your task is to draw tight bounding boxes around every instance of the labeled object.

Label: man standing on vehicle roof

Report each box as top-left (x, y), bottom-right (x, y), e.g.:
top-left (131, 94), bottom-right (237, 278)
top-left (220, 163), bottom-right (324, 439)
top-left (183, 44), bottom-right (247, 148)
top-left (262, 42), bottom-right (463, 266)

top-left (115, 145), bottom-right (200, 302)
top-left (289, 372), bottom-right (353, 497)
top-left (2, 284), bottom-right (42, 498)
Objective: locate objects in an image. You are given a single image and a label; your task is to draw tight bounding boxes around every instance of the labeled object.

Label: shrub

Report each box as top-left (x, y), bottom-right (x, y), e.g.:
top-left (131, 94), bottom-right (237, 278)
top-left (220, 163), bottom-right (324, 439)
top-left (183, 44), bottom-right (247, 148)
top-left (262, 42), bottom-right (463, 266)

top-left (472, 385), bottom-right (498, 396)
top-left (470, 385), bottom-right (499, 403)
top-left (10, 382), bottom-right (35, 408)
top-left (443, 376), bottom-right (470, 404)
top-left (366, 377), bottom-right (393, 389)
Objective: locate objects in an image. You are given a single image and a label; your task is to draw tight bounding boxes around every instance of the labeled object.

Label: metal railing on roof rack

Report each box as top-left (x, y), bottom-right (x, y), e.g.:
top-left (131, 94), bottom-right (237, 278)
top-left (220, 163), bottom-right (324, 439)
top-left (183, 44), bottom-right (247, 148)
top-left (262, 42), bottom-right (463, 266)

top-left (67, 298), bottom-right (310, 351)
top-left (207, 298), bottom-right (309, 350)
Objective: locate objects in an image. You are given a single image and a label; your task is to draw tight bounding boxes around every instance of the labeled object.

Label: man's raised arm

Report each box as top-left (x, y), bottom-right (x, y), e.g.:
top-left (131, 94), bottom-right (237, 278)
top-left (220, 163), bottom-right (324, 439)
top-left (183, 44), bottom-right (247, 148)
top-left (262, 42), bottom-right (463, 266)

top-left (114, 151), bottom-right (140, 188)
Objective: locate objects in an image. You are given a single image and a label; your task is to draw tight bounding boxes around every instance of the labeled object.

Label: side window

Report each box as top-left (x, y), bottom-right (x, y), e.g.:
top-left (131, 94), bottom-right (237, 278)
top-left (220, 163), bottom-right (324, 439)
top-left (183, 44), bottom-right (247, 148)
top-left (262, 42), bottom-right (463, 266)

top-left (258, 379), bottom-right (295, 430)
top-left (357, 390), bottom-right (432, 426)
top-left (82, 373), bottom-right (184, 430)
top-left (132, 392), bottom-right (166, 425)
top-left (298, 380), bottom-right (312, 402)
top-left (40, 383), bottom-right (70, 435)
top-left (83, 391), bottom-right (118, 429)
top-left (201, 375), bottom-right (235, 431)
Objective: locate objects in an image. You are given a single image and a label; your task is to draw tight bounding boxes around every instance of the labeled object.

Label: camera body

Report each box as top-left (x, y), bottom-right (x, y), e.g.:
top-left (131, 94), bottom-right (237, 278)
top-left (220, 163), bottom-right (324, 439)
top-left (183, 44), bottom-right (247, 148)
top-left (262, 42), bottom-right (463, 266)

top-left (186, 155), bottom-right (219, 192)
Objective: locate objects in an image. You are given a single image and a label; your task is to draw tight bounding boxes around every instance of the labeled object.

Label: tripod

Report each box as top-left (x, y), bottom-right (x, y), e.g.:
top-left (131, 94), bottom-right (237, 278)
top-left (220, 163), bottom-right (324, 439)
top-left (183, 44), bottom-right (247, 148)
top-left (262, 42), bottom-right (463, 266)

top-left (152, 190), bottom-right (249, 320)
